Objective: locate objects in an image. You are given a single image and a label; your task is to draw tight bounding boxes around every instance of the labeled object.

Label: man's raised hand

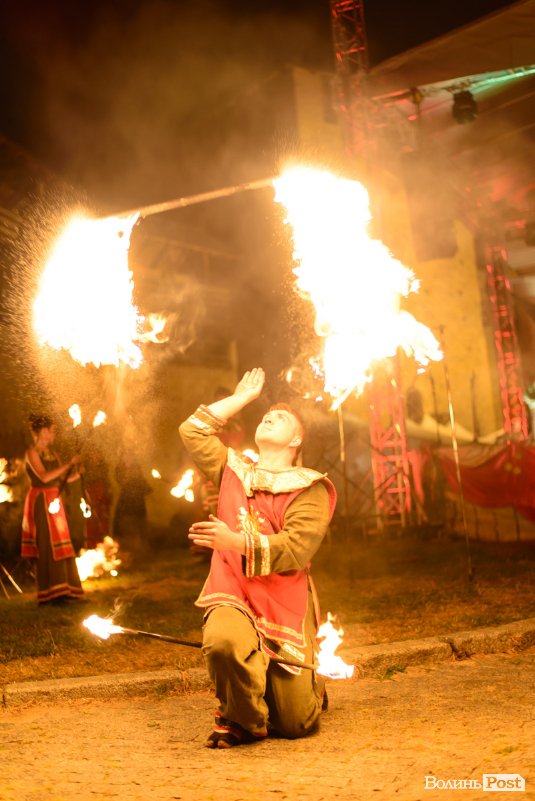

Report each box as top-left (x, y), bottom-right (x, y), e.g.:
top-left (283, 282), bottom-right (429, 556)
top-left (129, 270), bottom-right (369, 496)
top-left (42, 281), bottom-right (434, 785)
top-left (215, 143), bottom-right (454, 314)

top-left (234, 368), bottom-right (265, 404)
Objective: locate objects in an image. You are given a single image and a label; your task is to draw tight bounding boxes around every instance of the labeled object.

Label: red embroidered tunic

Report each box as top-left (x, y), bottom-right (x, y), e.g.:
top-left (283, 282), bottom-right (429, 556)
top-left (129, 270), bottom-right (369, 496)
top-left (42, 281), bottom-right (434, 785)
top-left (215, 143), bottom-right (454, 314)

top-left (179, 406), bottom-right (336, 659)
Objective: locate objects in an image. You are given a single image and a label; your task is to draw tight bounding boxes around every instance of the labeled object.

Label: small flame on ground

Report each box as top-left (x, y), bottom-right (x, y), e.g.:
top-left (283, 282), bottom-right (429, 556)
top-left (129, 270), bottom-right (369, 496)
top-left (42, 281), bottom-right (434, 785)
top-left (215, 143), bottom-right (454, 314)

top-left (48, 497), bottom-right (61, 514)
top-left (83, 613), bottom-right (124, 640)
top-left (76, 536), bottom-right (121, 581)
top-left (316, 612), bottom-right (354, 679)
top-left (33, 213), bottom-right (143, 368)
top-left (79, 497), bottom-right (92, 518)
top-left (242, 449), bottom-right (259, 463)
top-left (151, 468), bottom-right (162, 479)
top-left (92, 410), bottom-right (107, 428)
top-left (170, 468), bottom-right (195, 502)
top-left (69, 404), bottom-right (82, 428)
top-left (273, 167), bottom-right (442, 407)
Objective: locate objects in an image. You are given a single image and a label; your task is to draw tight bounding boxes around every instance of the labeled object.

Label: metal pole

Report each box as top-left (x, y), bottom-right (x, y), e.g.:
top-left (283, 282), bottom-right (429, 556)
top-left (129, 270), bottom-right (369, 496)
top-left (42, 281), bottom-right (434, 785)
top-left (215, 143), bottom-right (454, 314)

top-left (116, 627), bottom-right (319, 672)
top-left (0, 562), bottom-right (23, 594)
top-left (105, 177), bottom-right (275, 220)
top-left (439, 325), bottom-right (473, 581)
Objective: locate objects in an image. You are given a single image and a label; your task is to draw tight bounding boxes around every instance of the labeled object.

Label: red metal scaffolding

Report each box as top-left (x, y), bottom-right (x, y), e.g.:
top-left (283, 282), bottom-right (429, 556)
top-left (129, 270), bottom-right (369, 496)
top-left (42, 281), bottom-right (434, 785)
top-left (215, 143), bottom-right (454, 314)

top-left (330, 0), bottom-right (411, 526)
top-left (485, 244), bottom-right (528, 440)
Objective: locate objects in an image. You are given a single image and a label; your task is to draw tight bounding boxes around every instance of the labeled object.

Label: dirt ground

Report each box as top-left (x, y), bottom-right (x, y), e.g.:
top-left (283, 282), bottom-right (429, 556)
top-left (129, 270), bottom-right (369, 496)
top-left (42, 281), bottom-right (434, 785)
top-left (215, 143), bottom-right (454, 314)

top-left (1, 648), bottom-right (533, 801)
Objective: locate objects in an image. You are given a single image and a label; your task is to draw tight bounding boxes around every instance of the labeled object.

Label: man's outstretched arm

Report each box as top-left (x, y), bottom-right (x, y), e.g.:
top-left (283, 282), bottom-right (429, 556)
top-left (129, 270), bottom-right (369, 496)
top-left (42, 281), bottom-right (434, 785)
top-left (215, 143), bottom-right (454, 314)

top-left (178, 368), bottom-right (265, 489)
top-left (207, 368), bottom-right (265, 420)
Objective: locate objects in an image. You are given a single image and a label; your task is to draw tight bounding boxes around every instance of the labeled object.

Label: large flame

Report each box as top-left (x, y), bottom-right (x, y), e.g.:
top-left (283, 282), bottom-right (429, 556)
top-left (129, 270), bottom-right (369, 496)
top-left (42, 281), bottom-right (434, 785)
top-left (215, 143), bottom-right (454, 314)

top-left (316, 612), bottom-right (355, 679)
top-left (33, 213), bottom-right (143, 368)
top-left (170, 468), bottom-right (195, 502)
top-left (273, 167), bottom-right (442, 407)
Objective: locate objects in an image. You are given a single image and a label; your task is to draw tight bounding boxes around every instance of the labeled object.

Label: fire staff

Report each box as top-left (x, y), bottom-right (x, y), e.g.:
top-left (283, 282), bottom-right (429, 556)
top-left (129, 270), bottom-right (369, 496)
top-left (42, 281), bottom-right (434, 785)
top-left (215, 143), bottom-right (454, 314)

top-left (179, 368), bottom-right (336, 748)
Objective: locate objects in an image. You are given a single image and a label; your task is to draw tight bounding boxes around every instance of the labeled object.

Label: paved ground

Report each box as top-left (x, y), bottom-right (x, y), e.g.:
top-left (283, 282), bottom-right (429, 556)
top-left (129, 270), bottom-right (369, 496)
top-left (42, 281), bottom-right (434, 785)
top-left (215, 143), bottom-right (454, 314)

top-left (1, 648), bottom-right (533, 801)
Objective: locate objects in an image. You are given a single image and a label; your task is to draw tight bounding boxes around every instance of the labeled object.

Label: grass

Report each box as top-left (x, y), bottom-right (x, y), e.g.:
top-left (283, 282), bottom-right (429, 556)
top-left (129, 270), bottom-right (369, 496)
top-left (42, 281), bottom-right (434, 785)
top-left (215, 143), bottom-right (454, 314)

top-left (1, 532), bottom-right (534, 685)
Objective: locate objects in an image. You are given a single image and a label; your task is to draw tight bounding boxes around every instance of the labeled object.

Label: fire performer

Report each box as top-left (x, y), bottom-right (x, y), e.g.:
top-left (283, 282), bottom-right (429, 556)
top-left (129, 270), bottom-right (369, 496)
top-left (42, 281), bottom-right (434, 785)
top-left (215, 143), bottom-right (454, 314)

top-left (179, 368), bottom-right (336, 748)
top-left (21, 414), bottom-right (85, 604)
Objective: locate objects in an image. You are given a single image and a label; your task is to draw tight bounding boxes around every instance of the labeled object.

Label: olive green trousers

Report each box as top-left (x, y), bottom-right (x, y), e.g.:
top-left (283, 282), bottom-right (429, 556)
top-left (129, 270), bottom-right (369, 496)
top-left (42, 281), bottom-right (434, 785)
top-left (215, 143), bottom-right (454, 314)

top-left (202, 604), bottom-right (324, 739)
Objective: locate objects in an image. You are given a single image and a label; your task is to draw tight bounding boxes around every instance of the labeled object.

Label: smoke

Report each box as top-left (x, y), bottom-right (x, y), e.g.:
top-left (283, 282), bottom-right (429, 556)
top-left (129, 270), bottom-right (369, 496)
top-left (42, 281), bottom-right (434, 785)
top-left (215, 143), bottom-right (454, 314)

top-left (4, 0), bottom-right (330, 211)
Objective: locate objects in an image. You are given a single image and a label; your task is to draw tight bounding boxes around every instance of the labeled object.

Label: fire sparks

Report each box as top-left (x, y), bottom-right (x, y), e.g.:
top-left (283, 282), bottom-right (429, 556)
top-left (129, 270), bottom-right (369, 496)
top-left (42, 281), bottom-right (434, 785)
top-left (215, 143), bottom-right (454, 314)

top-left (151, 468), bottom-right (162, 479)
top-left (76, 537), bottom-right (121, 581)
top-left (33, 213), bottom-right (143, 368)
top-left (170, 468), bottom-right (195, 502)
top-left (273, 167), bottom-right (442, 407)
top-left (83, 613), bottom-right (124, 639)
top-left (316, 612), bottom-right (354, 679)
top-left (69, 404), bottom-right (82, 428)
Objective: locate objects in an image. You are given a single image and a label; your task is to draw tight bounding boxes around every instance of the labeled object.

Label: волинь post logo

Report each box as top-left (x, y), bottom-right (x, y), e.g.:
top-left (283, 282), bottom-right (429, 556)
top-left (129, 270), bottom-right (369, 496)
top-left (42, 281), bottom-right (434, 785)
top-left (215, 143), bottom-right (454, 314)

top-left (424, 774), bottom-right (526, 792)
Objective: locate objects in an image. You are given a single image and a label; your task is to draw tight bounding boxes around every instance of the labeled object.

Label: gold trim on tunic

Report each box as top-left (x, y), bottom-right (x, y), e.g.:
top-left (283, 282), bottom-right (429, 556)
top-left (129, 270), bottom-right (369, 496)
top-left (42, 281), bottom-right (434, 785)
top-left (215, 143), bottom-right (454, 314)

top-left (227, 448), bottom-right (327, 497)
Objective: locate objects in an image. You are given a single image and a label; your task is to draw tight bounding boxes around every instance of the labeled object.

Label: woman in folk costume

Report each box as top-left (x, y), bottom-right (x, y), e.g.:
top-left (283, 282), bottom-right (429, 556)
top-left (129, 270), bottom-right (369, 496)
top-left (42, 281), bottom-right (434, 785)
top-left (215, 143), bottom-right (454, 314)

top-left (21, 413), bottom-right (85, 604)
top-left (179, 368), bottom-right (336, 748)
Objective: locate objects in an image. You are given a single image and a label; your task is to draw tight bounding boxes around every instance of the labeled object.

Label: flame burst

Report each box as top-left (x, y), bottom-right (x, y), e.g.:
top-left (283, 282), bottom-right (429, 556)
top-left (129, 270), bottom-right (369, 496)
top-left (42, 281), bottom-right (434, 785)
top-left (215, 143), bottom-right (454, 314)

top-left (273, 167), bottom-right (442, 407)
top-left (316, 612), bottom-right (354, 679)
top-left (170, 468), bottom-right (195, 502)
top-left (33, 214), bottom-right (143, 368)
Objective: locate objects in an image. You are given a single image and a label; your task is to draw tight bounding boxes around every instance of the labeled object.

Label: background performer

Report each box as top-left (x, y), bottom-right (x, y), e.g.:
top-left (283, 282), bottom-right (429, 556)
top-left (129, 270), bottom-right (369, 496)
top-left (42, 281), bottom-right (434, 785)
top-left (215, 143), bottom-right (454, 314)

top-left (21, 414), bottom-right (84, 605)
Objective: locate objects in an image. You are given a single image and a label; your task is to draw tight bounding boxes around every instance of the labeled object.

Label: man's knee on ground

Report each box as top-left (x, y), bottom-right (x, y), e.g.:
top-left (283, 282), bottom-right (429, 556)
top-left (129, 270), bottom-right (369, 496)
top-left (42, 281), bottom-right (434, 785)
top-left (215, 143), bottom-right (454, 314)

top-left (271, 713), bottom-right (320, 740)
